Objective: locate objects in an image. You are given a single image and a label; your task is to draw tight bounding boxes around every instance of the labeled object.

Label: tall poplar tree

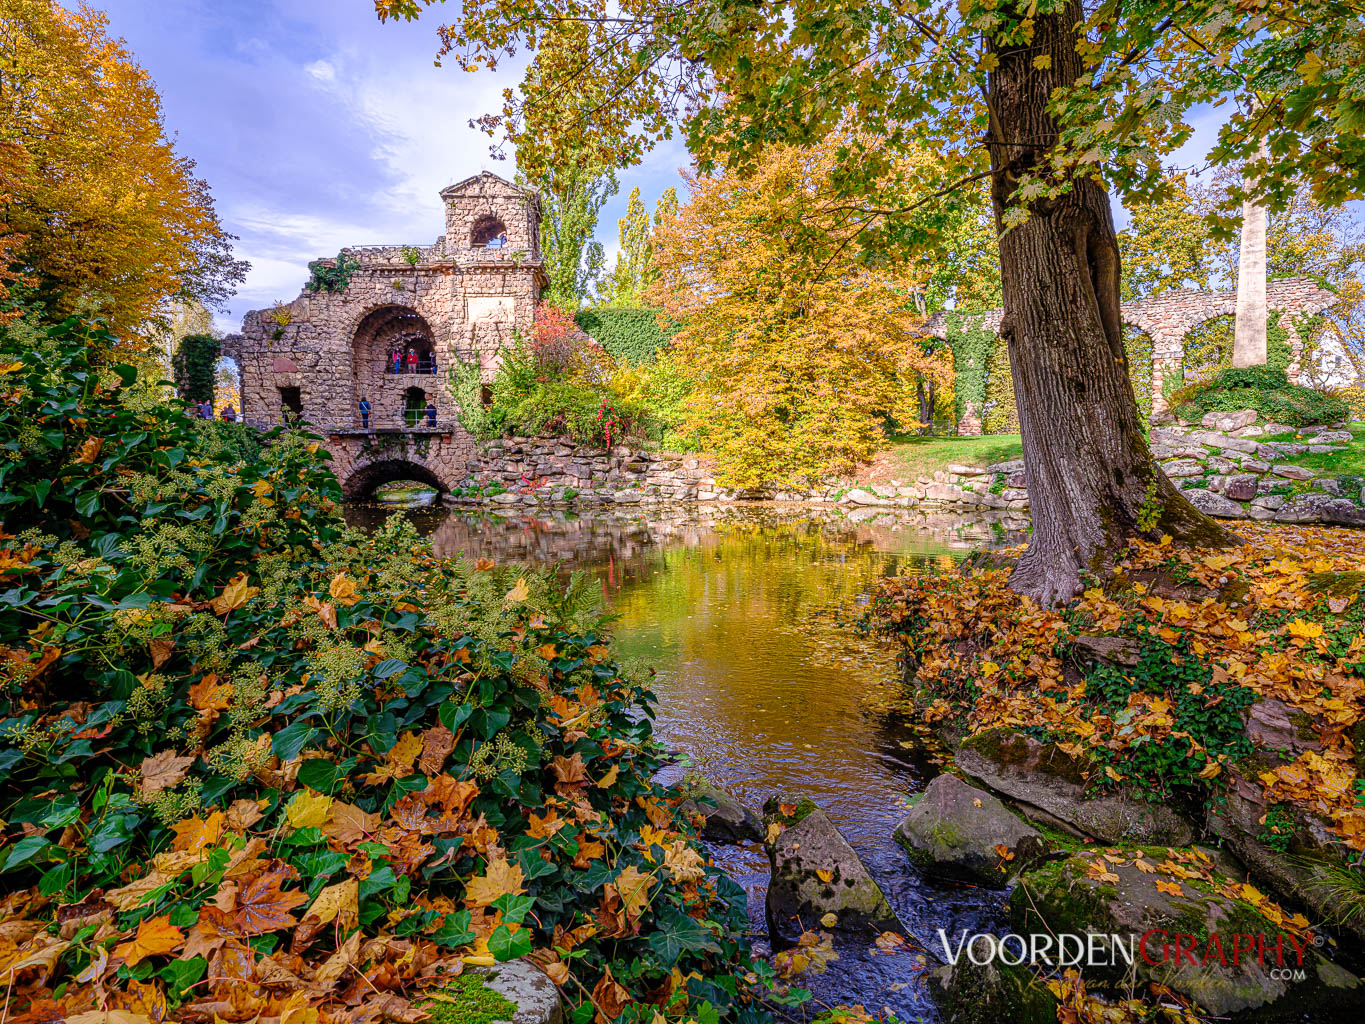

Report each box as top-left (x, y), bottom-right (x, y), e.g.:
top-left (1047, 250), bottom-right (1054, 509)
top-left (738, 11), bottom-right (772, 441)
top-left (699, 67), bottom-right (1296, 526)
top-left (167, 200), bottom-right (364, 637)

top-left (380, 0), bottom-right (1365, 602)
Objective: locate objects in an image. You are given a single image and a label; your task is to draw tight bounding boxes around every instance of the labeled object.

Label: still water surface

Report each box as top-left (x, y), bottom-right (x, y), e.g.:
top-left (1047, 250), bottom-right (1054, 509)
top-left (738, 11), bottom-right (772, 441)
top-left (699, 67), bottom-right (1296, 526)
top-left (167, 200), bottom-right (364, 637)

top-left (348, 502), bottom-right (1025, 1020)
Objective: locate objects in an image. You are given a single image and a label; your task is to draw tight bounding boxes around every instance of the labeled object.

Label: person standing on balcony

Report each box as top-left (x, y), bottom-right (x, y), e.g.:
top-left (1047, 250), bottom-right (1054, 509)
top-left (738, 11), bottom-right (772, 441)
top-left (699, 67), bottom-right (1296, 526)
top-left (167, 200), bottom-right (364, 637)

top-left (425, 401), bottom-right (437, 426)
top-left (406, 347), bottom-right (418, 373)
top-left (391, 348), bottom-right (401, 374)
top-left (359, 396), bottom-right (371, 429)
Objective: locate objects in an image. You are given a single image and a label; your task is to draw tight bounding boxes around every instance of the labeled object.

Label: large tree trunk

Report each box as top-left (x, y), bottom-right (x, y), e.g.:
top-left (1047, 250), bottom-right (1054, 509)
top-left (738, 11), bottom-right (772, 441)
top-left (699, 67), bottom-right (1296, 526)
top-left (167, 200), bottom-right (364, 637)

top-left (1233, 143), bottom-right (1268, 367)
top-left (987, 3), bottom-right (1234, 606)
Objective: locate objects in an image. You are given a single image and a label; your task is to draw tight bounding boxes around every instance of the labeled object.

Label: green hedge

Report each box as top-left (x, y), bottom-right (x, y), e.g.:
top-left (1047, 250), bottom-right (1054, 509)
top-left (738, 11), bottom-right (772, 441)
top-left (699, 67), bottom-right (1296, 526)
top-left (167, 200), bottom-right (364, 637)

top-left (574, 307), bottom-right (675, 365)
top-left (1171, 366), bottom-right (1349, 427)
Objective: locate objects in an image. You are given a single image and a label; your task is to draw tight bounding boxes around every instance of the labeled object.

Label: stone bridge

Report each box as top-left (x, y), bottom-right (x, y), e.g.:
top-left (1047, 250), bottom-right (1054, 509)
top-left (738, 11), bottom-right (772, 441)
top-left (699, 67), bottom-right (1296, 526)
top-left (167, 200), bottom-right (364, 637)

top-left (924, 276), bottom-right (1338, 432)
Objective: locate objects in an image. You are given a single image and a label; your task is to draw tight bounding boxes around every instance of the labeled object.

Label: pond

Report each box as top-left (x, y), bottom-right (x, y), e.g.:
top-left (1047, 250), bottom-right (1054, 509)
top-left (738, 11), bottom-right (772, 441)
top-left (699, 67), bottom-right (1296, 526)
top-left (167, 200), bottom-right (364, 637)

top-left (346, 502), bottom-right (1027, 1021)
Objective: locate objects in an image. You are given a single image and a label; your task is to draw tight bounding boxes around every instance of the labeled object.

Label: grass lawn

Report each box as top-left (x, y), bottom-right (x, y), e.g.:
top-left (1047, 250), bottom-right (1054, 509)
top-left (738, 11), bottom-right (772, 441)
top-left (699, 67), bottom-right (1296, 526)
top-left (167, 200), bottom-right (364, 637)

top-left (870, 432), bottom-right (1023, 481)
top-left (1285, 423), bottom-right (1365, 476)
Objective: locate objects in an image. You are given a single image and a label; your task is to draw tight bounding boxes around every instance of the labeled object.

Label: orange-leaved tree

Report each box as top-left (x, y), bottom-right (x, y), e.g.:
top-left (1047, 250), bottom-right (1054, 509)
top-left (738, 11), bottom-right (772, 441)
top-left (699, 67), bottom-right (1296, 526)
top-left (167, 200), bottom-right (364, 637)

top-left (647, 137), bottom-right (954, 488)
top-left (0, 0), bottom-right (246, 346)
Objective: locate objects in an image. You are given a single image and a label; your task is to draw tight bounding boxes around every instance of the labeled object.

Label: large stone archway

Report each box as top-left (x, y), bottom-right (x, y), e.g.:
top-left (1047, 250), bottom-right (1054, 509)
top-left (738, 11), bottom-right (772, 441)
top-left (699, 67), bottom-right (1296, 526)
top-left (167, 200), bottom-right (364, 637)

top-left (925, 276), bottom-right (1338, 431)
top-left (351, 304), bottom-right (441, 430)
top-left (327, 433), bottom-right (473, 501)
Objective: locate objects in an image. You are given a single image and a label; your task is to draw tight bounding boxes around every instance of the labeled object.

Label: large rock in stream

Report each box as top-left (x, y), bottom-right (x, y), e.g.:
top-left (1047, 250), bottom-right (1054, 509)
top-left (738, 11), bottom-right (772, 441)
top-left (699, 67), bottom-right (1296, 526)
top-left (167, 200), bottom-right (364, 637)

top-left (762, 796), bottom-right (900, 946)
top-left (1011, 853), bottom-right (1360, 1019)
top-left (894, 773), bottom-right (1048, 887)
top-left (677, 773), bottom-right (762, 843)
top-left (955, 728), bottom-right (1195, 845)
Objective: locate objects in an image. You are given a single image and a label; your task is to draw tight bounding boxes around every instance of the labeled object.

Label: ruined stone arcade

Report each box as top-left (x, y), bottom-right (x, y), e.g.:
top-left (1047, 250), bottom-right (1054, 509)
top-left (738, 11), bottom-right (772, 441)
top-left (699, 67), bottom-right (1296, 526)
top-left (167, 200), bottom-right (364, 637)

top-left (223, 172), bottom-right (545, 497)
top-left (926, 276), bottom-right (1338, 434)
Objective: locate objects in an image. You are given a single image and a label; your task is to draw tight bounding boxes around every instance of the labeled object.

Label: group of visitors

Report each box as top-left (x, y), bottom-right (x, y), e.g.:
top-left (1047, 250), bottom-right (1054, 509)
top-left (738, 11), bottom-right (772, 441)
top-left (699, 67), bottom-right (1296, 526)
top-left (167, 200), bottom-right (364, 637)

top-left (192, 399), bottom-right (236, 422)
top-left (357, 396), bottom-right (437, 429)
top-left (388, 346), bottom-right (436, 375)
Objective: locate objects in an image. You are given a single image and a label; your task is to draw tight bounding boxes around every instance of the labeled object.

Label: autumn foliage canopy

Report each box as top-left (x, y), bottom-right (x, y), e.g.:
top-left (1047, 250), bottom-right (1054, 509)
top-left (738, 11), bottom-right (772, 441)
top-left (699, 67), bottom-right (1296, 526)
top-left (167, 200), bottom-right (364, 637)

top-left (648, 137), bottom-right (954, 487)
top-left (0, 0), bottom-right (245, 345)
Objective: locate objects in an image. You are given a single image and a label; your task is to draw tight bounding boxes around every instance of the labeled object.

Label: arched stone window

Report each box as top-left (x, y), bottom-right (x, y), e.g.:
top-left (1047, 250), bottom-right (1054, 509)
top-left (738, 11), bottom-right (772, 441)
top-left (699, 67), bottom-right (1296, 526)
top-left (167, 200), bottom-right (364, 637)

top-left (471, 214), bottom-right (509, 249)
top-left (352, 306), bottom-right (438, 428)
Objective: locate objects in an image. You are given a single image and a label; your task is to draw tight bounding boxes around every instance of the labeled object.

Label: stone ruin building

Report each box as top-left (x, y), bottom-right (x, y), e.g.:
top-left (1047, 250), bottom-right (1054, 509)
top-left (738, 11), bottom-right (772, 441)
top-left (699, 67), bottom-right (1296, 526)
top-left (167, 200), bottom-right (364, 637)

top-left (222, 172), bottom-right (545, 498)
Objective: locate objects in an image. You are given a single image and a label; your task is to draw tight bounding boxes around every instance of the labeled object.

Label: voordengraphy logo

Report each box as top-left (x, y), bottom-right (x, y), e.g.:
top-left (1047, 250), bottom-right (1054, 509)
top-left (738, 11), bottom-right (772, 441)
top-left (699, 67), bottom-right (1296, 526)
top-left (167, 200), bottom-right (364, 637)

top-left (939, 929), bottom-right (1316, 977)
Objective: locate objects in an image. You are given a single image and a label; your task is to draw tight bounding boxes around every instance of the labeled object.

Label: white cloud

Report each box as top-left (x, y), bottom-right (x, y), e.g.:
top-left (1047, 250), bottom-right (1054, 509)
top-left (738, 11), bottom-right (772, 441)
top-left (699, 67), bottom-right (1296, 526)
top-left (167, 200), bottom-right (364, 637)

top-left (304, 59), bottom-right (335, 82)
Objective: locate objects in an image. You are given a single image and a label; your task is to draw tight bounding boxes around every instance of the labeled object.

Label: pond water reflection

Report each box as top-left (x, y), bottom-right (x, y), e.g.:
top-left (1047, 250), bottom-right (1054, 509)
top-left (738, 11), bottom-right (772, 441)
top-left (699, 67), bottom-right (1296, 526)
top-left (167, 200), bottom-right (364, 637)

top-left (345, 503), bottom-right (1026, 1020)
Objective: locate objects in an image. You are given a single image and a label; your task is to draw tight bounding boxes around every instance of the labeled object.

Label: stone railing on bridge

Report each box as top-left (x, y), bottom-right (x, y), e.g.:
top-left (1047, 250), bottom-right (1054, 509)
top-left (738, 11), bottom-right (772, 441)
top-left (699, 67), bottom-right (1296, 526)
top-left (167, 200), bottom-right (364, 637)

top-left (923, 276), bottom-right (1339, 433)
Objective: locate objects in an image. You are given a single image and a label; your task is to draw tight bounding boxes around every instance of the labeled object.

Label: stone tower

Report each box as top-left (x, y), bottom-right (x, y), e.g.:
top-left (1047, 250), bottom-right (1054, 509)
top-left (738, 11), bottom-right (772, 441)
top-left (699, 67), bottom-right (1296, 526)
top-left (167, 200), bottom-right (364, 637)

top-left (222, 171), bottom-right (546, 498)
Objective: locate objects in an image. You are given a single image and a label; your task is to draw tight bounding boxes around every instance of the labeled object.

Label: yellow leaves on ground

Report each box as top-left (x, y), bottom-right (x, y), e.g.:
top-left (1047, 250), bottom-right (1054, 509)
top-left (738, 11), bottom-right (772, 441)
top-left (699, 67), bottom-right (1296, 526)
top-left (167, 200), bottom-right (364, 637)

top-left (361, 731), bottom-right (423, 785)
top-left (305, 878), bottom-right (358, 930)
top-left (171, 810), bottom-right (225, 853)
top-left (463, 857), bottom-right (525, 908)
top-left (611, 864), bottom-right (653, 923)
top-left (210, 573), bottom-right (259, 615)
top-left (504, 577), bottom-right (530, 604)
top-left (285, 790), bottom-right (333, 830)
top-left (874, 523), bottom-right (1365, 851)
top-left (328, 572), bottom-right (359, 606)
top-left (112, 915), bottom-right (182, 967)
top-left (1154, 879), bottom-right (1184, 897)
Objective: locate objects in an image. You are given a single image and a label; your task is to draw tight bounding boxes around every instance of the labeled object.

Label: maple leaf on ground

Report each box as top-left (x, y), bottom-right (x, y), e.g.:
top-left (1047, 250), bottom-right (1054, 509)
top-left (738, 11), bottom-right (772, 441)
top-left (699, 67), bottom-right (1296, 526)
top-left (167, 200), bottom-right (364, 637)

top-left (464, 857), bottom-right (526, 908)
top-left (329, 571), bottom-right (360, 605)
top-left (1155, 879), bottom-right (1184, 897)
top-left (285, 790), bottom-right (333, 830)
top-left (362, 731), bottom-right (423, 784)
top-left (551, 753), bottom-right (589, 793)
top-left (323, 801), bottom-right (381, 845)
top-left (171, 810), bottom-right (225, 853)
top-left (418, 724), bottom-right (455, 776)
top-left (210, 573), bottom-right (259, 615)
top-left (113, 915), bottom-right (183, 966)
top-left (138, 750), bottom-right (194, 796)
top-left (230, 861), bottom-right (308, 935)
top-left (189, 674), bottom-right (232, 711)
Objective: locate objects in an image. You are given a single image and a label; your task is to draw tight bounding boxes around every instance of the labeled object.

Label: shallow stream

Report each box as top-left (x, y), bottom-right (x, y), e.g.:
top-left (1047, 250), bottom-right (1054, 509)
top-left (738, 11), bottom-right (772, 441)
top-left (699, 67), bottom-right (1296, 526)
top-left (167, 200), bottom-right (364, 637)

top-left (347, 501), bottom-right (1028, 1021)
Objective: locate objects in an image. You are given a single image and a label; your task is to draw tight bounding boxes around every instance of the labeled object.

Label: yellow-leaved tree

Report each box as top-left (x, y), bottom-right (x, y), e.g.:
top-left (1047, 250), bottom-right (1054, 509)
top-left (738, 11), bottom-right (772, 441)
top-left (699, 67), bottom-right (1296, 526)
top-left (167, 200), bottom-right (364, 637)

top-left (648, 138), bottom-right (954, 488)
top-left (0, 0), bottom-right (245, 346)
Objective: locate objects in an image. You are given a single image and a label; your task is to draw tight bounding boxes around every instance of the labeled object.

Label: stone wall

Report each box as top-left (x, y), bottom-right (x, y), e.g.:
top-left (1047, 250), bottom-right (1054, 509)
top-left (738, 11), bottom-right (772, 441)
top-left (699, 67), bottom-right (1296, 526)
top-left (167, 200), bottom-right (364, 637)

top-left (447, 419), bottom-right (1363, 528)
top-left (925, 277), bottom-right (1339, 428)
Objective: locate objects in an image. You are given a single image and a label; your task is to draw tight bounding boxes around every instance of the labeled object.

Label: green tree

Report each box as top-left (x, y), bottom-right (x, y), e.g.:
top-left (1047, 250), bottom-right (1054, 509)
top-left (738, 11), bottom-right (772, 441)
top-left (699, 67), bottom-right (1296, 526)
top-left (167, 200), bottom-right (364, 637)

top-left (601, 186), bottom-right (677, 306)
top-left (382, 0), bottom-right (1365, 603)
top-left (528, 157), bottom-right (617, 310)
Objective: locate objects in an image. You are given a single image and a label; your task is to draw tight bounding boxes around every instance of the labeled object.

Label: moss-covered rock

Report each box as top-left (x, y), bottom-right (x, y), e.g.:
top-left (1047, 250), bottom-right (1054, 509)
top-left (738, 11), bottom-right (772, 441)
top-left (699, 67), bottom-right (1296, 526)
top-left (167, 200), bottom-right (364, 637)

top-left (1208, 766), bottom-right (1365, 943)
top-left (425, 962), bottom-right (563, 1024)
top-left (762, 795), bottom-right (899, 946)
top-left (677, 773), bottom-right (762, 843)
top-left (956, 728), bottom-right (1195, 845)
top-left (927, 955), bottom-right (1059, 1024)
top-left (1011, 854), bottom-right (1360, 1019)
top-left (894, 773), bottom-right (1049, 887)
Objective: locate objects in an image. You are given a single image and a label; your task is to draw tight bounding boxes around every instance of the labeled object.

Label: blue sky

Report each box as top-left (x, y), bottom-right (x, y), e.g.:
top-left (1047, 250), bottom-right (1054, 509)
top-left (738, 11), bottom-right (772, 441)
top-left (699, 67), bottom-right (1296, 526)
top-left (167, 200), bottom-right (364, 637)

top-left (86, 1), bottom-right (1256, 335)
top-left (85, 0), bottom-right (690, 333)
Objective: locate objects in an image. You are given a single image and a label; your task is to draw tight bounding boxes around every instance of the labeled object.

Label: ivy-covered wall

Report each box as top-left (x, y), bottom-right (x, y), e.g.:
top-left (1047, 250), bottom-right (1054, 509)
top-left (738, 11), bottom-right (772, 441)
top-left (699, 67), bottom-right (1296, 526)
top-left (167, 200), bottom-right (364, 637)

top-left (574, 307), bottom-right (676, 365)
top-left (171, 333), bottom-right (221, 404)
top-left (943, 311), bottom-right (995, 435)
top-left (981, 336), bottom-right (1019, 435)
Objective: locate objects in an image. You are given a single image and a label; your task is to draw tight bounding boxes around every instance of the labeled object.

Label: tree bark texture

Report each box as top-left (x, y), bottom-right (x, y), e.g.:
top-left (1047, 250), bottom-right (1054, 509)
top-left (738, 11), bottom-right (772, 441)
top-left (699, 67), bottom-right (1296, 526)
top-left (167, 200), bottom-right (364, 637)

top-left (987, 3), bottom-right (1234, 605)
